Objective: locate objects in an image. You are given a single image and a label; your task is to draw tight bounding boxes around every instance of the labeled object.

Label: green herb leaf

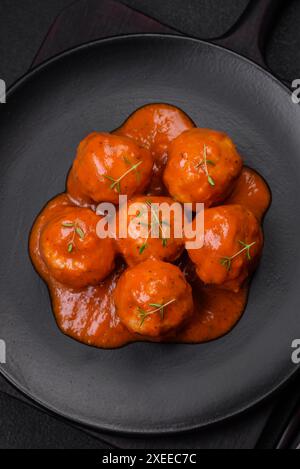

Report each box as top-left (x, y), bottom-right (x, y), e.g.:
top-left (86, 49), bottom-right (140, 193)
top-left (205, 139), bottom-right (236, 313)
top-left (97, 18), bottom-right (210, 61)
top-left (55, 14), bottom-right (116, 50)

top-left (138, 307), bottom-right (149, 326)
top-left (75, 227), bottom-right (85, 240)
top-left (220, 257), bottom-right (232, 271)
top-left (114, 181), bottom-right (121, 194)
top-left (137, 299), bottom-right (176, 327)
top-left (238, 240), bottom-right (255, 260)
top-left (208, 175), bottom-right (215, 187)
top-left (195, 145), bottom-right (216, 187)
top-left (139, 243), bottom-right (147, 255)
top-left (104, 160), bottom-right (143, 194)
top-left (62, 222), bottom-right (75, 228)
top-left (220, 241), bottom-right (257, 271)
top-left (104, 175), bottom-right (116, 183)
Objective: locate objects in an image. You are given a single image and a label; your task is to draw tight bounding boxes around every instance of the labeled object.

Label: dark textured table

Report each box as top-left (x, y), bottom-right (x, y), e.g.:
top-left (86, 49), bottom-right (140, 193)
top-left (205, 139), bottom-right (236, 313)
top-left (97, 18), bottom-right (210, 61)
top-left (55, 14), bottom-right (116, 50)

top-left (0, 0), bottom-right (300, 449)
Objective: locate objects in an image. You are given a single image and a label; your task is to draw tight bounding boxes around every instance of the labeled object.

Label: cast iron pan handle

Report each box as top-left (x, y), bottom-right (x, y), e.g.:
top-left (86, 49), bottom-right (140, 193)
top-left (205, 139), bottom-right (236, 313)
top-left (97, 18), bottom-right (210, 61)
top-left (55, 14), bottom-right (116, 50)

top-left (212, 0), bottom-right (285, 70)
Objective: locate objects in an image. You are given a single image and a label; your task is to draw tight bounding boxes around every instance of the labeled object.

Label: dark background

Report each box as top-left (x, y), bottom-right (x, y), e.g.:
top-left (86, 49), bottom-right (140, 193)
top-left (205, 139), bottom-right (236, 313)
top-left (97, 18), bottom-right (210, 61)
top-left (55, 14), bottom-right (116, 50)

top-left (1, 0), bottom-right (300, 86)
top-left (0, 0), bottom-right (299, 449)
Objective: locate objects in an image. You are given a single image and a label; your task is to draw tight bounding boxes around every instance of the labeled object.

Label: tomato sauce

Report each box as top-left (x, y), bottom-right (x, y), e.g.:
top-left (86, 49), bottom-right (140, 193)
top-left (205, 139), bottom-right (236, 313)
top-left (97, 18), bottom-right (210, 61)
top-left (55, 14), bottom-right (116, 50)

top-left (29, 106), bottom-right (271, 349)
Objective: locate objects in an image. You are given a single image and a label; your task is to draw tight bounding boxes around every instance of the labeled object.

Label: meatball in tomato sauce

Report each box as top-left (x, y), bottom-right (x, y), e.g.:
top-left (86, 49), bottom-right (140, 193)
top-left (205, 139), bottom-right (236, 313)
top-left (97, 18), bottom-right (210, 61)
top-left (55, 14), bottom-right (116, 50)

top-left (67, 132), bottom-right (153, 204)
top-left (187, 205), bottom-right (263, 292)
top-left (116, 196), bottom-right (185, 266)
top-left (164, 128), bottom-right (242, 208)
top-left (40, 207), bottom-right (115, 289)
top-left (114, 259), bottom-right (193, 337)
top-left (115, 104), bottom-right (195, 194)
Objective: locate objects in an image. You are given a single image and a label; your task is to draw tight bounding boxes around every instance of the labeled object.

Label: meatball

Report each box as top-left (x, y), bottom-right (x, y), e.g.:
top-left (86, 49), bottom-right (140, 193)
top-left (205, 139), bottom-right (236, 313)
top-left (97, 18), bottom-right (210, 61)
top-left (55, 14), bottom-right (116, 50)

top-left (116, 196), bottom-right (185, 266)
top-left (186, 205), bottom-right (263, 292)
top-left (114, 259), bottom-right (194, 337)
top-left (164, 128), bottom-right (243, 208)
top-left (115, 104), bottom-right (195, 194)
top-left (40, 207), bottom-right (115, 289)
top-left (67, 132), bottom-right (153, 204)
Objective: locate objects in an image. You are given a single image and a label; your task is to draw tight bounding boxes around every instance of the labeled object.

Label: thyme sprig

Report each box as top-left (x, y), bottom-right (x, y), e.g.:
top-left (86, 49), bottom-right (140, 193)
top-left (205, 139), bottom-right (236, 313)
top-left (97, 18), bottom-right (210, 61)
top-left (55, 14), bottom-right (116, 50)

top-left (62, 221), bottom-right (85, 253)
top-left (136, 200), bottom-right (169, 254)
top-left (220, 240), bottom-right (257, 272)
top-left (195, 144), bottom-right (215, 187)
top-left (138, 299), bottom-right (176, 326)
top-left (124, 156), bottom-right (141, 183)
top-left (138, 226), bottom-right (152, 255)
top-left (147, 201), bottom-right (169, 247)
top-left (104, 158), bottom-right (142, 194)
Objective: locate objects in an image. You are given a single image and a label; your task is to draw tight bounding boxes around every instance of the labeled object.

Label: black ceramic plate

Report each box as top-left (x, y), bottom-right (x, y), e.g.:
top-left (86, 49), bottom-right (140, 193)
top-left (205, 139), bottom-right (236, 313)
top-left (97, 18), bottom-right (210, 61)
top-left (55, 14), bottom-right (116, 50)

top-left (0, 35), bottom-right (300, 434)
